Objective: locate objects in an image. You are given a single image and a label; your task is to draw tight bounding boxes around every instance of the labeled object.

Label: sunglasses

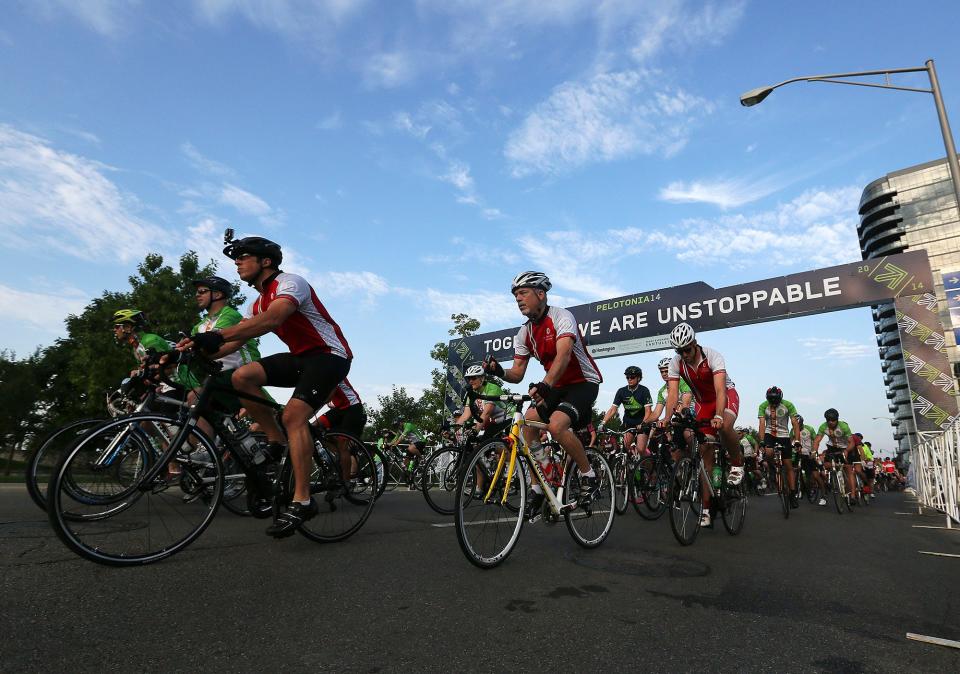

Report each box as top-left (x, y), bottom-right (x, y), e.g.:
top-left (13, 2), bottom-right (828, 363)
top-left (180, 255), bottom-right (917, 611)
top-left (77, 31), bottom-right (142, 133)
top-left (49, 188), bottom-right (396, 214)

top-left (626, 375), bottom-right (638, 379)
top-left (675, 345), bottom-right (695, 355)
top-left (195, 289), bottom-right (211, 295)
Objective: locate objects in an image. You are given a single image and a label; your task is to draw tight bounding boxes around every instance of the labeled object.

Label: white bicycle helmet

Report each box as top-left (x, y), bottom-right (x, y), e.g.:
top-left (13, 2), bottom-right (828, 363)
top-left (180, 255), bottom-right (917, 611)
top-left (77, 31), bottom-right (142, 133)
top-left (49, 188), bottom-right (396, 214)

top-left (464, 364), bottom-right (485, 378)
top-left (511, 271), bottom-right (552, 293)
top-left (657, 357), bottom-right (671, 370)
top-left (669, 322), bottom-right (696, 349)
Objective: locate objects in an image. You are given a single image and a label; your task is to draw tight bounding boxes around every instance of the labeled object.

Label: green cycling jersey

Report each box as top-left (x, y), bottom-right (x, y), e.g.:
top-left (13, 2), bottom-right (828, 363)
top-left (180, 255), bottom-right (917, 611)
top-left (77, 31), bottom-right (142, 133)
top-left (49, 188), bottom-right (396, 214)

top-left (817, 420), bottom-right (853, 449)
top-left (465, 381), bottom-right (510, 424)
top-left (192, 306), bottom-right (260, 371)
top-left (758, 399), bottom-right (798, 437)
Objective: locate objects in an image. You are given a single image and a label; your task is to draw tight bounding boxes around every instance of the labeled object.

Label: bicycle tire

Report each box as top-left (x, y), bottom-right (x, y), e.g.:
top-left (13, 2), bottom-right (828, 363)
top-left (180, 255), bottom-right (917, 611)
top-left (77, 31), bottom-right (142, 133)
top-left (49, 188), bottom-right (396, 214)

top-left (26, 418), bottom-right (104, 512)
top-left (297, 432), bottom-right (378, 543)
top-left (454, 442), bottom-right (525, 569)
top-left (629, 461), bottom-right (655, 520)
top-left (778, 464), bottom-right (790, 519)
top-left (47, 414), bottom-right (223, 566)
top-left (668, 456), bottom-right (701, 546)
top-left (720, 481), bottom-right (747, 535)
top-left (613, 455), bottom-right (629, 515)
top-left (564, 450), bottom-right (615, 548)
top-left (421, 446), bottom-right (461, 516)
top-left (831, 469), bottom-right (844, 515)
top-left (219, 452), bottom-right (251, 517)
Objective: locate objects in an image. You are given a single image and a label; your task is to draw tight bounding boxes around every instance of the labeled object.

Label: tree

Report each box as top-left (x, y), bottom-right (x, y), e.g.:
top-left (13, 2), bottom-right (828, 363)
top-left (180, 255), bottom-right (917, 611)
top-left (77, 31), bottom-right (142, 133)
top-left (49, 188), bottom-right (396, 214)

top-left (419, 313), bottom-right (482, 434)
top-left (38, 251), bottom-right (223, 425)
top-left (366, 386), bottom-right (428, 436)
top-left (0, 350), bottom-right (46, 474)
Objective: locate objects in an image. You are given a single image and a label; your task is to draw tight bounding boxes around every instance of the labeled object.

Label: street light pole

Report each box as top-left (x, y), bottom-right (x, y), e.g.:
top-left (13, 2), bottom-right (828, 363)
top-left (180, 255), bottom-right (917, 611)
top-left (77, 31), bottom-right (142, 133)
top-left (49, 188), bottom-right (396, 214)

top-left (740, 59), bottom-right (960, 217)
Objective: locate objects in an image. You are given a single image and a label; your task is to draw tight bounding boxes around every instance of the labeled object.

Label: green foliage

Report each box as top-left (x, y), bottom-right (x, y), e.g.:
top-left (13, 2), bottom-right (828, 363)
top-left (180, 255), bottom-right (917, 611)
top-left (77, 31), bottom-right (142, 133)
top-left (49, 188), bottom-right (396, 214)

top-left (420, 313), bottom-right (483, 433)
top-left (0, 349), bottom-right (47, 473)
top-left (366, 387), bottom-right (424, 436)
top-left (3, 251), bottom-right (224, 437)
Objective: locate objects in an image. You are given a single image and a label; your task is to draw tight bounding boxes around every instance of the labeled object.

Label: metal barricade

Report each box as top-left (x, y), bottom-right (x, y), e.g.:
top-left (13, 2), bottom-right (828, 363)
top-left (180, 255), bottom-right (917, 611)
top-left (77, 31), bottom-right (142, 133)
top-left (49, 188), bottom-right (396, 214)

top-left (914, 423), bottom-right (960, 527)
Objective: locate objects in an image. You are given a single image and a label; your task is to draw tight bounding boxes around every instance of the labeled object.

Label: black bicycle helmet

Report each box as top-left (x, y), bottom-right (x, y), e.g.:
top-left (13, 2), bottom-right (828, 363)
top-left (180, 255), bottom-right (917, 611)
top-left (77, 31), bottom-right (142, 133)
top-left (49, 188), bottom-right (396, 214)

top-left (191, 275), bottom-right (233, 297)
top-left (624, 366), bottom-right (642, 379)
top-left (824, 408), bottom-right (839, 422)
top-left (223, 236), bottom-right (283, 266)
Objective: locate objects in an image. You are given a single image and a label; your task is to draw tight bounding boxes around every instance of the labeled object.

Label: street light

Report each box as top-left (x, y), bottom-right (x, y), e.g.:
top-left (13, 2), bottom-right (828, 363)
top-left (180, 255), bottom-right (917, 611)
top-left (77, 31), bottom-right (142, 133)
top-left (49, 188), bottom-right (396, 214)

top-left (872, 416), bottom-right (899, 426)
top-left (740, 59), bottom-right (960, 215)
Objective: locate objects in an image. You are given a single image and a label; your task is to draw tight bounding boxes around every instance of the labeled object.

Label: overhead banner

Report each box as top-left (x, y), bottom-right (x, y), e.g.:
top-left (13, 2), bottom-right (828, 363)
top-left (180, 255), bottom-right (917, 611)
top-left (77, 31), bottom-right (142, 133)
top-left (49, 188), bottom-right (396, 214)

top-left (445, 251), bottom-right (958, 432)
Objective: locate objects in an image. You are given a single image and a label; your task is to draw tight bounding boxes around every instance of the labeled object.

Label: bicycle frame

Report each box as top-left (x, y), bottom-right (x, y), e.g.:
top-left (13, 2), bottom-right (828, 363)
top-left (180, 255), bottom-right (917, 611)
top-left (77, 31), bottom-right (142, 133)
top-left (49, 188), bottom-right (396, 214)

top-left (478, 397), bottom-right (576, 517)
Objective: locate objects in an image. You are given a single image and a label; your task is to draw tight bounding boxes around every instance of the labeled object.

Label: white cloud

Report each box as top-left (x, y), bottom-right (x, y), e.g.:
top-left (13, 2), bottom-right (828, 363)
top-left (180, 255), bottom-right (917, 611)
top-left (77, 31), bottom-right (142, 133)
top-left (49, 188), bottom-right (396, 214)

top-left (393, 111), bottom-right (431, 139)
top-left (659, 176), bottom-right (787, 209)
top-left (363, 51), bottom-right (416, 89)
top-left (0, 123), bottom-right (158, 262)
top-left (186, 217), bottom-right (233, 272)
top-left (311, 270), bottom-right (393, 307)
top-left (0, 283), bottom-right (88, 335)
top-left (194, 0), bottom-right (366, 36)
top-left (505, 70), bottom-right (713, 176)
top-left (30, 0), bottom-right (137, 37)
top-left (420, 289), bottom-right (520, 327)
top-left (181, 142), bottom-right (235, 177)
top-left (633, 186), bottom-right (863, 268)
top-left (316, 111), bottom-right (342, 130)
top-left (219, 183), bottom-right (272, 217)
top-left (797, 337), bottom-right (875, 361)
top-left (517, 231), bottom-right (623, 300)
top-left (627, 0), bottom-right (746, 63)
top-left (440, 161), bottom-right (474, 192)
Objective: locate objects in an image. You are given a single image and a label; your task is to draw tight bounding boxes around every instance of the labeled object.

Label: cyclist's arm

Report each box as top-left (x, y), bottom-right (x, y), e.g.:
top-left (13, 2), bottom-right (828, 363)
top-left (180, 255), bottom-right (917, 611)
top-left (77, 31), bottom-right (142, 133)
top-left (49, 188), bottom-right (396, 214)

top-left (601, 404), bottom-right (619, 426)
top-left (479, 402), bottom-right (495, 427)
top-left (542, 336), bottom-right (573, 387)
top-left (813, 433), bottom-right (823, 453)
top-left (758, 415), bottom-right (766, 438)
top-left (500, 357), bottom-right (529, 384)
top-left (662, 380), bottom-right (680, 423)
top-left (791, 416), bottom-right (801, 443)
top-left (455, 406), bottom-right (472, 425)
top-left (647, 402), bottom-right (665, 423)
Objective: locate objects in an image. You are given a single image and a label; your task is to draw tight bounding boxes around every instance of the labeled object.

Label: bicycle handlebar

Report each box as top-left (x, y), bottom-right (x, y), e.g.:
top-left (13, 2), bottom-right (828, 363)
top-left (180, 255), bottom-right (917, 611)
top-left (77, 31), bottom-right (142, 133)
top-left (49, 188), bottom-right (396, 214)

top-left (472, 393), bottom-right (532, 403)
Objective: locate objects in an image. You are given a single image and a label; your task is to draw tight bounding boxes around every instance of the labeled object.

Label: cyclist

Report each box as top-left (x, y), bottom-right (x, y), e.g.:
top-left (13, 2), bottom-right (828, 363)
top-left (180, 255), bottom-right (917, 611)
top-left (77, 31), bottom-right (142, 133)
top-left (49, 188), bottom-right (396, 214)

top-left (482, 271), bottom-right (603, 516)
top-left (184, 235), bottom-right (352, 538)
top-left (860, 439), bottom-right (877, 500)
top-left (796, 414), bottom-right (827, 506)
top-left (387, 420), bottom-right (428, 489)
top-left (312, 378), bottom-right (367, 480)
top-left (661, 322), bottom-right (743, 528)
top-left (813, 408), bottom-right (859, 502)
top-left (455, 363), bottom-right (511, 440)
top-left (737, 427), bottom-right (762, 491)
top-left (650, 357), bottom-right (693, 422)
top-left (758, 386), bottom-right (801, 508)
top-left (113, 309), bottom-right (173, 372)
top-left (599, 366), bottom-right (652, 456)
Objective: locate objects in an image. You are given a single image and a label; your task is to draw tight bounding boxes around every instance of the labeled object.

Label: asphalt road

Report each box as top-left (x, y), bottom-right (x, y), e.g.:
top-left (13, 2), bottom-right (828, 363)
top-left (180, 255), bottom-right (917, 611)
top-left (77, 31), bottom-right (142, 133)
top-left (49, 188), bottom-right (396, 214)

top-left (2, 483), bottom-right (958, 673)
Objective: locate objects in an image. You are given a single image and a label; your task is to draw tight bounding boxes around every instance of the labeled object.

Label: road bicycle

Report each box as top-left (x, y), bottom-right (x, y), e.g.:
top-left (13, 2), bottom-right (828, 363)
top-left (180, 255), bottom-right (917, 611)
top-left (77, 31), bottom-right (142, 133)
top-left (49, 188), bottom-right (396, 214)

top-left (629, 429), bottom-right (674, 521)
top-left (768, 445), bottom-right (792, 519)
top-left (667, 414), bottom-right (747, 546)
top-left (419, 424), bottom-right (479, 515)
top-left (454, 394), bottom-right (615, 569)
top-left (597, 428), bottom-right (634, 516)
top-left (824, 449), bottom-right (853, 514)
top-left (46, 354), bottom-right (378, 566)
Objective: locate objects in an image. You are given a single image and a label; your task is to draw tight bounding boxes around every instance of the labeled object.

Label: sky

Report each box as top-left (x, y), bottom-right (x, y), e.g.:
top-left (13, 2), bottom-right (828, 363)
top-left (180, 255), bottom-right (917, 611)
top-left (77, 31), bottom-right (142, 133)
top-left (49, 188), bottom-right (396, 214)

top-left (4, 0), bottom-right (960, 454)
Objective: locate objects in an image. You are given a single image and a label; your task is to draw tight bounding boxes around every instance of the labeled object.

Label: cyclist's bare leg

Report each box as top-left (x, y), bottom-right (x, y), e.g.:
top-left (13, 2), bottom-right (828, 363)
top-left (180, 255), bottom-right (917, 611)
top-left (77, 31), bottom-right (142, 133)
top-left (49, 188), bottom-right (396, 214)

top-left (231, 363), bottom-right (284, 443)
top-left (636, 429), bottom-right (649, 456)
top-left (546, 411), bottom-right (589, 473)
top-left (282, 399), bottom-right (315, 502)
top-left (784, 458), bottom-right (796, 493)
top-left (624, 430), bottom-right (636, 456)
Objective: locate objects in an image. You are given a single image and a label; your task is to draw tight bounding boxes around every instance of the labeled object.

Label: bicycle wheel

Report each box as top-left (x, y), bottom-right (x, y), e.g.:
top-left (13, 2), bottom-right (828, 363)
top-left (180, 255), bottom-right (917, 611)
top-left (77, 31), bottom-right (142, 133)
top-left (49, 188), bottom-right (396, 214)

top-left (369, 445), bottom-right (387, 499)
top-left (613, 455), bottom-right (629, 515)
top-left (383, 455), bottom-right (406, 492)
top-left (778, 465), bottom-right (790, 519)
top-left (720, 481), bottom-right (747, 535)
top-left (631, 459), bottom-right (663, 520)
top-left (421, 446), bottom-right (461, 516)
top-left (668, 456), bottom-right (702, 546)
top-left (26, 418), bottom-right (104, 512)
top-left (830, 469), bottom-right (844, 515)
top-left (564, 450), bottom-right (615, 548)
top-left (297, 432), bottom-right (377, 543)
top-left (47, 415), bottom-right (223, 566)
top-left (454, 443), bottom-right (525, 569)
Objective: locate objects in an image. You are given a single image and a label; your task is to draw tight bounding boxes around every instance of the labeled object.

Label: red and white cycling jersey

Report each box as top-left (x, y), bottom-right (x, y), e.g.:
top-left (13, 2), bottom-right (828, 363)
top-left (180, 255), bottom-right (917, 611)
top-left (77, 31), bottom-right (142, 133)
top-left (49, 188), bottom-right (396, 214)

top-left (249, 272), bottom-right (352, 358)
top-left (328, 378), bottom-right (361, 410)
top-left (514, 306), bottom-right (602, 387)
top-left (667, 345), bottom-right (735, 404)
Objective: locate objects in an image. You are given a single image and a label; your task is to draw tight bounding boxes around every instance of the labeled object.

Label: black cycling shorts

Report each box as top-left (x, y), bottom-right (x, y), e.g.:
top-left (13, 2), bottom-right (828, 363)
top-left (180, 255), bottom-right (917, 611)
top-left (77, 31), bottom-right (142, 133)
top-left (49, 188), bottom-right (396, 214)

top-left (763, 435), bottom-right (794, 460)
top-left (317, 403), bottom-right (366, 438)
top-left (800, 455), bottom-right (819, 472)
top-left (257, 351), bottom-right (350, 411)
top-left (823, 448), bottom-right (846, 465)
top-left (536, 381), bottom-right (599, 431)
top-left (622, 416), bottom-right (644, 433)
top-left (744, 456), bottom-right (758, 472)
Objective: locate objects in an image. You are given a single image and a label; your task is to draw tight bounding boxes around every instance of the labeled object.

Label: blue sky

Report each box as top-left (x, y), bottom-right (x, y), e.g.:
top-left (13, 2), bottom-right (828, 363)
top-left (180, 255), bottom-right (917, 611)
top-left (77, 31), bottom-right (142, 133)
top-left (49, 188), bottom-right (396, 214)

top-left (3, 0), bottom-right (960, 453)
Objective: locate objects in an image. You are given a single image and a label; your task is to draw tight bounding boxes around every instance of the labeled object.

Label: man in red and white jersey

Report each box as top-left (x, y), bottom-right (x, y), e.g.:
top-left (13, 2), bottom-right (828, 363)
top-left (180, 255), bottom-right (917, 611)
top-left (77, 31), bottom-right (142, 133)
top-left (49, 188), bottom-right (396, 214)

top-left (661, 322), bottom-right (743, 527)
top-left (185, 235), bottom-right (352, 538)
top-left (314, 378), bottom-right (366, 439)
top-left (483, 271), bottom-right (603, 515)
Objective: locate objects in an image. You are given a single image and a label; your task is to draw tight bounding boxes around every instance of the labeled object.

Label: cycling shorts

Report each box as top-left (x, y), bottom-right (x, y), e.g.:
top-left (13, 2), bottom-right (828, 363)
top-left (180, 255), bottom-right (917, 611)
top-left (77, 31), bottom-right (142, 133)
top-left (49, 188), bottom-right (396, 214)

top-left (535, 381), bottom-right (599, 431)
top-left (693, 388), bottom-right (739, 430)
top-left (763, 435), bottom-right (794, 458)
top-left (800, 455), bottom-right (819, 472)
top-left (256, 350), bottom-right (350, 410)
top-left (823, 448), bottom-right (846, 465)
top-left (864, 466), bottom-right (876, 478)
top-left (744, 456), bottom-right (758, 472)
top-left (316, 402), bottom-right (366, 438)
top-left (847, 449), bottom-right (861, 465)
top-left (622, 416), bottom-right (645, 433)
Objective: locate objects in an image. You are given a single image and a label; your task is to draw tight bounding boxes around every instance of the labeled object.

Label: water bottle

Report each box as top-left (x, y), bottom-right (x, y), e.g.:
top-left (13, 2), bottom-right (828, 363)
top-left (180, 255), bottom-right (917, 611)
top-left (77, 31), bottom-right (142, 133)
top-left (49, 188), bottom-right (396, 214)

top-left (223, 417), bottom-right (263, 463)
top-left (711, 465), bottom-right (722, 489)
